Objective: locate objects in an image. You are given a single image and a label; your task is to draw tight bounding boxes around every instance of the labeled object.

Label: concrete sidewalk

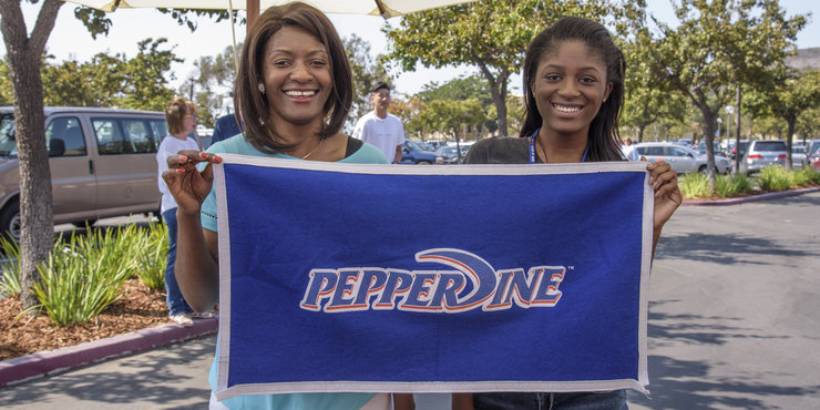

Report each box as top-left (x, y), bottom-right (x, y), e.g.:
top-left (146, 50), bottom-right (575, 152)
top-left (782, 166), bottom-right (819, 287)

top-left (0, 336), bottom-right (215, 409)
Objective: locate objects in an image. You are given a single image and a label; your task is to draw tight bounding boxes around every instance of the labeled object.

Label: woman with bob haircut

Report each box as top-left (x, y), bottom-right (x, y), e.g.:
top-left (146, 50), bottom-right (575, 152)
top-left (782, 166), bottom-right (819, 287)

top-left (162, 2), bottom-right (395, 409)
top-left (461, 16), bottom-right (682, 409)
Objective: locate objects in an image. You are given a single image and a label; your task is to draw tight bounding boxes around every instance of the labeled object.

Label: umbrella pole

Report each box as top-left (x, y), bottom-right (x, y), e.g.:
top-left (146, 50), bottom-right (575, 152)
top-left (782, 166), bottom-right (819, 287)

top-left (247, 0), bottom-right (260, 30)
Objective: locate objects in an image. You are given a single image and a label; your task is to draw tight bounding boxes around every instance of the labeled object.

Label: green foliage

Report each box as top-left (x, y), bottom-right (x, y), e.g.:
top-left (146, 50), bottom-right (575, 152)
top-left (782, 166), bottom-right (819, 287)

top-left (181, 44), bottom-right (240, 127)
top-left (133, 224), bottom-right (168, 291)
top-left (681, 173), bottom-right (754, 198)
top-left (0, 236), bottom-right (21, 297)
top-left (0, 59), bottom-right (12, 105)
top-left (758, 166), bottom-right (793, 191)
top-left (33, 226), bottom-right (142, 326)
top-left (410, 98), bottom-right (486, 141)
top-left (680, 173), bottom-right (710, 198)
top-left (715, 174), bottom-right (753, 197)
top-left (793, 167), bottom-right (820, 186)
top-left (33, 38), bottom-right (180, 111)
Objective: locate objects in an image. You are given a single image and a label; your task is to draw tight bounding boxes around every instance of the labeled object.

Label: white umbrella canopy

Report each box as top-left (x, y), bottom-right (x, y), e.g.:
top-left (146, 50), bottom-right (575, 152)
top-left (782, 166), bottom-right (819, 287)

top-left (62, 0), bottom-right (478, 17)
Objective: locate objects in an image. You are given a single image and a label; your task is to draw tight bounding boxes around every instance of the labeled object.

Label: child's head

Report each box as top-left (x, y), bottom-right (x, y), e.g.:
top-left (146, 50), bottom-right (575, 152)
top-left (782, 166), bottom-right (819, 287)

top-left (235, 1), bottom-right (352, 152)
top-left (520, 17), bottom-right (626, 161)
top-left (165, 97), bottom-right (196, 136)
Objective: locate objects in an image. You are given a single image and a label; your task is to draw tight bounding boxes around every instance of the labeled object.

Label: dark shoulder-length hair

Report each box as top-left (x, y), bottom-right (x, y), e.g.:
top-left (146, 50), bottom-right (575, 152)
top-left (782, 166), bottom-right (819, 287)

top-left (234, 1), bottom-right (352, 153)
top-left (520, 16), bottom-right (626, 162)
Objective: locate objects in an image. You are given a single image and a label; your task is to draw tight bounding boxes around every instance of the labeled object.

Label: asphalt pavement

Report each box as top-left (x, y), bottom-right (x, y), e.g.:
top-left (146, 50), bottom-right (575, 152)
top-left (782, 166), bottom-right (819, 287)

top-left (2, 193), bottom-right (819, 409)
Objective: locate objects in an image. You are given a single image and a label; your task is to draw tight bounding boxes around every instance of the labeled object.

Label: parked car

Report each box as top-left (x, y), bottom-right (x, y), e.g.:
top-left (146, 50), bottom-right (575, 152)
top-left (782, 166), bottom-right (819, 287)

top-left (729, 140), bottom-right (750, 160)
top-left (791, 144), bottom-right (807, 169)
top-left (435, 145), bottom-right (462, 164)
top-left (696, 141), bottom-right (724, 156)
top-left (627, 142), bottom-right (731, 174)
top-left (400, 140), bottom-right (438, 165)
top-left (808, 140), bottom-right (820, 170)
top-left (0, 107), bottom-right (164, 240)
top-left (739, 140), bottom-right (788, 175)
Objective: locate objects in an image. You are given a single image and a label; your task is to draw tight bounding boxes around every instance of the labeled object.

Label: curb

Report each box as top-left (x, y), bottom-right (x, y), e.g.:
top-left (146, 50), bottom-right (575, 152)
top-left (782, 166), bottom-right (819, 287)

top-left (0, 317), bottom-right (217, 387)
top-left (684, 186), bottom-right (820, 206)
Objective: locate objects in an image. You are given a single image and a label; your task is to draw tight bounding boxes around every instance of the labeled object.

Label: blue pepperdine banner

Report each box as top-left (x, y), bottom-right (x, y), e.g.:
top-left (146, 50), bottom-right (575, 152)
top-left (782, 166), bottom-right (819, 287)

top-left (212, 154), bottom-right (653, 400)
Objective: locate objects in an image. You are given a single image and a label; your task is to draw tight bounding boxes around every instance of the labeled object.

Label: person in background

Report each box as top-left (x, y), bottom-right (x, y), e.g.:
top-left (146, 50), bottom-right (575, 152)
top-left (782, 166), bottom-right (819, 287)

top-left (156, 96), bottom-right (199, 326)
top-left (352, 82), bottom-right (405, 163)
top-left (210, 113), bottom-right (242, 147)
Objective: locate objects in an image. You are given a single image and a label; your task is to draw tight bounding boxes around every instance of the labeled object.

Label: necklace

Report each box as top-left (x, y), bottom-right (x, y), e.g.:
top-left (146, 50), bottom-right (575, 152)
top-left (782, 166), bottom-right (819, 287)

top-left (301, 139), bottom-right (323, 160)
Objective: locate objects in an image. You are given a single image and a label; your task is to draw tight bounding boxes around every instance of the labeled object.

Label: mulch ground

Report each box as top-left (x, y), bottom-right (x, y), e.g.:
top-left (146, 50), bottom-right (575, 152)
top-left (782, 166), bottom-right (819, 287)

top-left (0, 279), bottom-right (169, 361)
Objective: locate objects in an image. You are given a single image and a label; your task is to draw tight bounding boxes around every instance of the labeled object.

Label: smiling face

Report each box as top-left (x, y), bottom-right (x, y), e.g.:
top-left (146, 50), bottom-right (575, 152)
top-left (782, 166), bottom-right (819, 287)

top-left (532, 40), bottom-right (612, 139)
top-left (262, 26), bottom-right (332, 128)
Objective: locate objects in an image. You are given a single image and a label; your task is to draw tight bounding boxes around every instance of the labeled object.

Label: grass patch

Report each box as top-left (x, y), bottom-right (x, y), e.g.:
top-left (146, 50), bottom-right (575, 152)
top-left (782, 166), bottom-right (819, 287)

top-left (0, 236), bottom-right (21, 297)
top-left (134, 223), bottom-right (168, 291)
top-left (758, 166), bottom-right (794, 192)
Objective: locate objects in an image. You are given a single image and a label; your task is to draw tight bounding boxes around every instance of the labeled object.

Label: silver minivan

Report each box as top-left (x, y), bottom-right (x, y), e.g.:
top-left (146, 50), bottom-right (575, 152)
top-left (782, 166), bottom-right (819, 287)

top-left (0, 107), bottom-right (167, 240)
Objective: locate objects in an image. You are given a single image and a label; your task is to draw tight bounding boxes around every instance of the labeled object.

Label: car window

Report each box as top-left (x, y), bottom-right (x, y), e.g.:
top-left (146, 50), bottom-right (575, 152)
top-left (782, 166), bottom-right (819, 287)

top-left (149, 120), bottom-right (168, 139)
top-left (645, 146), bottom-right (664, 156)
top-left (92, 119), bottom-right (129, 155)
top-left (665, 146), bottom-right (689, 157)
top-left (121, 119), bottom-right (156, 153)
top-left (0, 114), bottom-right (16, 156)
top-left (754, 141), bottom-right (787, 152)
top-left (792, 146), bottom-right (806, 154)
top-left (46, 117), bottom-right (87, 157)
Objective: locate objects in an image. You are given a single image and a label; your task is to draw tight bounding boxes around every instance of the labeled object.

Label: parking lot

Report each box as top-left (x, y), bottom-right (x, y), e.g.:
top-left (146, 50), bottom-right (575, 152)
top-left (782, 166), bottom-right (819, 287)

top-left (2, 193), bottom-right (819, 409)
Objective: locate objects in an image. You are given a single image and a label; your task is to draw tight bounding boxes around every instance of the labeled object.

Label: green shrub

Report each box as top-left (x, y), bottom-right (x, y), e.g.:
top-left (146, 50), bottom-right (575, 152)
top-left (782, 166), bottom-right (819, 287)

top-left (0, 236), bottom-right (21, 297)
top-left (715, 174), bottom-right (753, 198)
top-left (758, 166), bottom-right (792, 192)
top-left (680, 172), bottom-right (710, 198)
top-left (34, 227), bottom-right (137, 326)
top-left (792, 167), bottom-right (820, 186)
top-left (134, 223), bottom-right (168, 291)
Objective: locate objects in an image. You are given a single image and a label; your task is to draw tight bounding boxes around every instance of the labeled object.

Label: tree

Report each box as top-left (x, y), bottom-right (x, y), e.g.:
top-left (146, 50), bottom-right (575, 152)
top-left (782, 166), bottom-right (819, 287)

top-left (621, 30), bottom-right (687, 142)
top-left (644, 0), bottom-right (805, 192)
top-left (386, 0), bottom-right (612, 137)
top-left (0, 58), bottom-right (13, 105)
top-left (747, 70), bottom-right (820, 169)
top-left (343, 34), bottom-right (392, 131)
top-left (38, 38), bottom-right (178, 110)
top-left (0, 1), bottom-right (211, 311)
top-left (796, 105), bottom-right (820, 144)
top-left (182, 44), bottom-right (238, 127)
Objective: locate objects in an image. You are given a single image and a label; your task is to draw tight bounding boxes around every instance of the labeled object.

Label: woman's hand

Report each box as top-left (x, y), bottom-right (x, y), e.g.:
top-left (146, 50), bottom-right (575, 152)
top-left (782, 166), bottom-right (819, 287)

top-left (162, 150), bottom-right (222, 216)
top-left (646, 160), bottom-right (682, 233)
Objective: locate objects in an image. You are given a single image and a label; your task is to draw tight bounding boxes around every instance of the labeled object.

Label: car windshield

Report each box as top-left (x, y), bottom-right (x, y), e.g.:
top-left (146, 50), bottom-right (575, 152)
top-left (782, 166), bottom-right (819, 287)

top-left (754, 141), bottom-right (787, 152)
top-left (793, 146), bottom-right (806, 154)
top-left (437, 146), bottom-right (458, 155)
top-left (0, 113), bottom-right (17, 157)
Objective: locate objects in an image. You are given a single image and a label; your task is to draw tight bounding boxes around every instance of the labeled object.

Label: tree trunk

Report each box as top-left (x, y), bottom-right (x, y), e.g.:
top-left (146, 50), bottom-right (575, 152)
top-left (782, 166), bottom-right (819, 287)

top-left (477, 63), bottom-right (509, 137)
top-left (700, 108), bottom-right (719, 194)
top-left (0, 0), bottom-right (62, 310)
top-left (734, 86), bottom-right (742, 174)
top-left (785, 115), bottom-right (796, 171)
top-left (638, 124), bottom-right (646, 142)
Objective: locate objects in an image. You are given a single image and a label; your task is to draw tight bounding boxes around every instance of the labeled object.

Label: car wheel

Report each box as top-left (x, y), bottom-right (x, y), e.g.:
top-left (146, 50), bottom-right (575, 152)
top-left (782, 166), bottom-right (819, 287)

top-left (71, 219), bottom-right (97, 228)
top-left (698, 165), bottom-right (708, 174)
top-left (417, 161), bottom-right (432, 165)
top-left (0, 198), bottom-right (21, 242)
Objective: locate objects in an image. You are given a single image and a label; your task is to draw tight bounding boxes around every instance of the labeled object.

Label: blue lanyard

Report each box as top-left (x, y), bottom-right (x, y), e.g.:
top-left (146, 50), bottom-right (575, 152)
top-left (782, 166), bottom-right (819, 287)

top-left (529, 128), bottom-right (589, 163)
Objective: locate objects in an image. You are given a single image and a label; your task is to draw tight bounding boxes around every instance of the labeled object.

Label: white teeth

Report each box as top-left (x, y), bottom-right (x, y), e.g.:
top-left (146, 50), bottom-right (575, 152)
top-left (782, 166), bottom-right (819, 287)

top-left (285, 90), bottom-right (316, 97)
top-left (553, 103), bottom-right (581, 113)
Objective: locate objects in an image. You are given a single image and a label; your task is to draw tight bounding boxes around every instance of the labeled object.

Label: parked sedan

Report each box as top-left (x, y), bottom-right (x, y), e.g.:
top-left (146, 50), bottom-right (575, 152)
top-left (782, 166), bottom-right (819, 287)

top-left (739, 140), bottom-right (788, 175)
top-left (435, 146), bottom-right (462, 164)
top-left (628, 142), bottom-right (731, 174)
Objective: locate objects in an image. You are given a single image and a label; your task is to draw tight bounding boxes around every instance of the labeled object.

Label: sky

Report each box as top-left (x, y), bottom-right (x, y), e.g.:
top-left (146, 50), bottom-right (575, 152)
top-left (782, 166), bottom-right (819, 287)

top-left (2, 0), bottom-right (818, 101)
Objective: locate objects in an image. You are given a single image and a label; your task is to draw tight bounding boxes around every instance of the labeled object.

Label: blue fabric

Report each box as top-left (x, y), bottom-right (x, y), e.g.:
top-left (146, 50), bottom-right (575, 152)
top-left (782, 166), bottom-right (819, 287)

top-left (216, 160), bottom-right (648, 396)
top-left (205, 135), bottom-right (387, 410)
top-left (161, 208), bottom-right (191, 316)
top-left (211, 114), bottom-right (242, 147)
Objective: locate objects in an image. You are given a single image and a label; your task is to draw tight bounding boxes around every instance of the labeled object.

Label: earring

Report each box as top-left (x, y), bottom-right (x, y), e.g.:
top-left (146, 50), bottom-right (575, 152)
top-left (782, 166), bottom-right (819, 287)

top-left (258, 83), bottom-right (266, 94)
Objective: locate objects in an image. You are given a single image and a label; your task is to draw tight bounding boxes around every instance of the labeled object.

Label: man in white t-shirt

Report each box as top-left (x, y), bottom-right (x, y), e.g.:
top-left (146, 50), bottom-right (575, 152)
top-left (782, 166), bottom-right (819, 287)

top-left (353, 82), bottom-right (405, 163)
